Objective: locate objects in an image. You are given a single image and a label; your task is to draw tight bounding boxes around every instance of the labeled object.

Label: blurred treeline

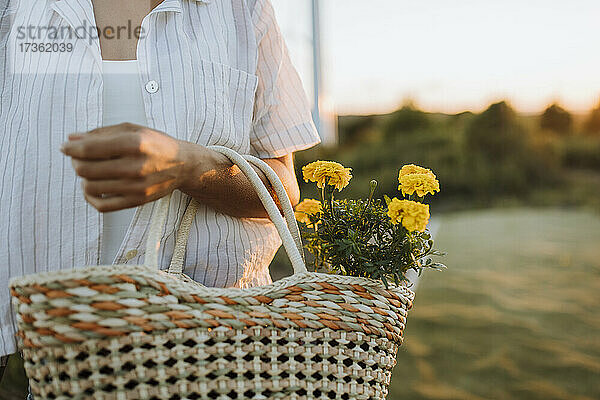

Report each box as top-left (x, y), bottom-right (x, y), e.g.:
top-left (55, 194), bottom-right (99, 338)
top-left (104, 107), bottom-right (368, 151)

top-left (295, 100), bottom-right (600, 213)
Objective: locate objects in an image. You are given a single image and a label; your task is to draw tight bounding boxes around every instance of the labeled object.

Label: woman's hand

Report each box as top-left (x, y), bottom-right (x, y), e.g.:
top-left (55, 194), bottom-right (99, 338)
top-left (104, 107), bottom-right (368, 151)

top-left (62, 122), bottom-right (300, 218)
top-left (61, 123), bottom-right (200, 212)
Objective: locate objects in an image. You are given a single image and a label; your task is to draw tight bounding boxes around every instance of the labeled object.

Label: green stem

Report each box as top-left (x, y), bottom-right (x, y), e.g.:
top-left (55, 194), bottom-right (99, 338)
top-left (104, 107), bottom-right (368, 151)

top-left (360, 180), bottom-right (378, 219)
top-left (313, 223), bottom-right (320, 272)
top-left (330, 190), bottom-right (335, 217)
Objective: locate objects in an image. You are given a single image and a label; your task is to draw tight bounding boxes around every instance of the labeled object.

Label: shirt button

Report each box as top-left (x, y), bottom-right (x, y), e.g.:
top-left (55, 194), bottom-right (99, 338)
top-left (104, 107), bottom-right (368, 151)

top-left (124, 249), bottom-right (138, 261)
top-left (145, 80), bottom-right (159, 94)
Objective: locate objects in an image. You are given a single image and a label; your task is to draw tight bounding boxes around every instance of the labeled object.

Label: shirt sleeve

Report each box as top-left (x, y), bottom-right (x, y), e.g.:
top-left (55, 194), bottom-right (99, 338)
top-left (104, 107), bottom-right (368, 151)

top-left (249, 0), bottom-right (321, 159)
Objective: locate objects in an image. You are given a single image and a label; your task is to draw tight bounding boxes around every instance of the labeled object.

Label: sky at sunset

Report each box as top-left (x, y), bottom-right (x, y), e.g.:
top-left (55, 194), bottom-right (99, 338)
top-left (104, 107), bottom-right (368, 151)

top-left (273, 0), bottom-right (600, 115)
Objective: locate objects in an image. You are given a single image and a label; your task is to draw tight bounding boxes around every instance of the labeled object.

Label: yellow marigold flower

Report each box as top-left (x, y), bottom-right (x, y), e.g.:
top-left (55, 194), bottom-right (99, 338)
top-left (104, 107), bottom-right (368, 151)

top-left (302, 161), bottom-right (352, 191)
top-left (302, 162), bottom-right (319, 182)
top-left (387, 198), bottom-right (430, 232)
top-left (294, 199), bottom-right (322, 225)
top-left (397, 164), bottom-right (440, 197)
top-left (399, 164), bottom-right (433, 178)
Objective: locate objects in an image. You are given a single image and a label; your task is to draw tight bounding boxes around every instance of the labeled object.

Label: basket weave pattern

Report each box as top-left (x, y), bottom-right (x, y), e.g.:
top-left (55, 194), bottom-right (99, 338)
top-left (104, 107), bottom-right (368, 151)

top-left (12, 268), bottom-right (413, 399)
top-left (10, 147), bottom-right (415, 399)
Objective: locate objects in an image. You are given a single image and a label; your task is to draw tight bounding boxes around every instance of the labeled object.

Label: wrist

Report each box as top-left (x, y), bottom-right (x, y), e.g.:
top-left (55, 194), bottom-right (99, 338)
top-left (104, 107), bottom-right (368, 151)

top-left (176, 141), bottom-right (224, 194)
top-left (177, 141), bottom-right (207, 191)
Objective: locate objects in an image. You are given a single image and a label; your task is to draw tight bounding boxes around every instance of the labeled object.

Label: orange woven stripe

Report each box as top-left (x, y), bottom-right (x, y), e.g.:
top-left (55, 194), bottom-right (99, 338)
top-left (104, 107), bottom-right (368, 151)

top-left (316, 313), bottom-right (340, 321)
top-left (320, 320), bottom-right (340, 330)
top-left (192, 295), bottom-right (207, 304)
top-left (112, 275), bottom-right (136, 284)
top-left (339, 303), bottom-right (360, 313)
top-left (94, 327), bottom-right (126, 337)
top-left (13, 294), bottom-right (31, 304)
top-left (303, 300), bottom-right (322, 308)
top-left (173, 321), bottom-right (195, 329)
top-left (89, 285), bottom-right (121, 294)
top-left (357, 292), bottom-right (375, 300)
top-left (123, 316), bottom-right (153, 331)
top-left (91, 302), bottom-right (126, 311)
top-left (280, 313), bottom-right (303, 320)
top-left (68, 323), bottom-right (125, 337)
top-left (205, 310), bottom-right (235, 319)
top-left (350, 284), bottom-right (367, 292)
top-left (32, 284), bottom-right (50, 294)
top-left (294, 320), bottom-right (310, 329)
top-left (272, 319), bottom-right (287, 329)
top-left (73, 279), bottom-right (93, 286)
top-left (71, 322), bottom-right (101, 331)
top-left (248, 311), bottom-right (270, 318)
top-left (164, 311), bottom-right (193, 320)
top-left (253, 295), bottom-right (273, 304)
top-left (318, 282), bottom-right (339, 291)
top-left (383, 323), bottom-right (395, 332)
top-left (53, 333), bottom-right (80, 343)
top-left (387, 298), bottom-right (402, 308)
top-left (386, 291), bottom-right (403, 301)
top-left (157, 282), bottom-right (170, 295)
top-left (372, 307), bottom-right (388, 316)
top-left (45, 290), bottom-right (72, 299)
top-left (219, 296), bottom-right (238, 305)
top-left (284, 294), bottom-right (305, 301)
top-left (47, 308), bottom-right (75, 317)
top-left (21, 315), bottom-right (34, 323)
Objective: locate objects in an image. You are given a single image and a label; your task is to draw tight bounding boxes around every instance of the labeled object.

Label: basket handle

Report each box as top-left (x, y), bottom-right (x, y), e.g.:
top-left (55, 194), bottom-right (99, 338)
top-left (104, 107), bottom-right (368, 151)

top-left (144, 145), bottom-right (307, 276)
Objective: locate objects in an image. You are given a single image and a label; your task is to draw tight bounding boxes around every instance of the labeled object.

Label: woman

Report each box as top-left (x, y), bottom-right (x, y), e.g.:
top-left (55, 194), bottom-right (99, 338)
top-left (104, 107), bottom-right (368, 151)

top-left (0, 0), bottom-right (320, 392)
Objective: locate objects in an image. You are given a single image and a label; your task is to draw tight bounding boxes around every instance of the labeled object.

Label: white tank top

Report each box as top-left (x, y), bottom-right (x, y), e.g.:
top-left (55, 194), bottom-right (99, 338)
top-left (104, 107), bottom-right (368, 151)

top-left (99, 60), bottom-right (147, 265)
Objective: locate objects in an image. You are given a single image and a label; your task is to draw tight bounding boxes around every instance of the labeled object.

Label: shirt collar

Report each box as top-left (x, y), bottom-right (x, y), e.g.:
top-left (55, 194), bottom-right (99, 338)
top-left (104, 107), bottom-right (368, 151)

top-left (49, 0), bottom-right (210, 67)
top-left (146, 0), bottom-right (210, 15)
top-left (50, 0), bottom-right (210, 23)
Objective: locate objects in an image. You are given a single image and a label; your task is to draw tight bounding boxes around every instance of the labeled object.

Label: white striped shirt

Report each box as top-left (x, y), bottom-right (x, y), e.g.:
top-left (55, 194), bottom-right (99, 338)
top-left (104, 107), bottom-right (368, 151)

top-left (0, 0), bottom-right (320, 356)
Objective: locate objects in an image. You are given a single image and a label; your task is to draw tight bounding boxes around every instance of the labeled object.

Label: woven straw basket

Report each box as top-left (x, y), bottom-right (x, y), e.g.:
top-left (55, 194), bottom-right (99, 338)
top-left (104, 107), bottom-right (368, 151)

top-left (10, 146), bottom-right (415, 400)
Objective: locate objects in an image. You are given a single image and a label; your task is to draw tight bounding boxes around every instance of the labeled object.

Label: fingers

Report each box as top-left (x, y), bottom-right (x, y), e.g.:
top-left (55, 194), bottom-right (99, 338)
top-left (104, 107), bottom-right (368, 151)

top-left (81, 175), bottom-right (176, 196)
top-left (62, 123), bottom-right (183, 212)
top-left (71, 157), bottom-right (147, 179)
top-left (71, 157), bottom-right (182, 181)
top-left (61, 123), bottom-right (144, 160)
top-left (83, 180), bottom-right (175, 212)
top-left (82, 179), bottom-right (148, 197)
top-left (83, 192), bottom-right (144, 213)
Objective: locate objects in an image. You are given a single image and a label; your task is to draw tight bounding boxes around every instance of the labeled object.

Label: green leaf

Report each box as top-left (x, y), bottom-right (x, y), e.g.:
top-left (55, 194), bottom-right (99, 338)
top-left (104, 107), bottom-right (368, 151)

top-left (298, 190), bottom-right (446, 284)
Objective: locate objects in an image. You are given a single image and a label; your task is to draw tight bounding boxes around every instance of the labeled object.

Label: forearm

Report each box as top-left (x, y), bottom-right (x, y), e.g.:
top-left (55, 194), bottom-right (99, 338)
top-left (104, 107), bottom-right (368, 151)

top-left (61, 123), bottom-right (300, 216)
top-left (177, 142), bottom-right (300, 219)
